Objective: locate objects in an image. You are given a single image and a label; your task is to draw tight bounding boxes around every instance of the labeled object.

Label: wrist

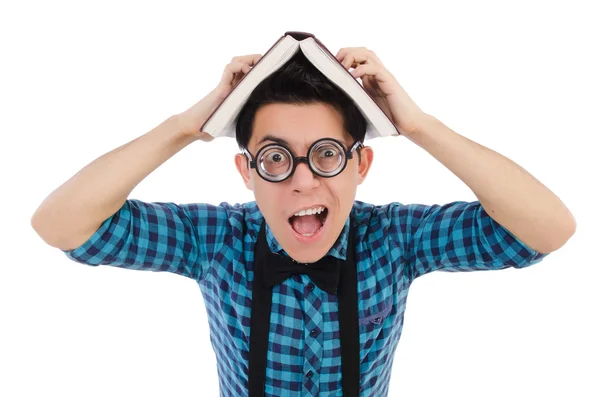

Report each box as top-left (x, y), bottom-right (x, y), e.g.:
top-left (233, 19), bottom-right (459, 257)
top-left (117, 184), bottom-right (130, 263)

top-left (165, 114), bottom-right (201, 143)
top-left (403, 113), bottom-right (437, 140)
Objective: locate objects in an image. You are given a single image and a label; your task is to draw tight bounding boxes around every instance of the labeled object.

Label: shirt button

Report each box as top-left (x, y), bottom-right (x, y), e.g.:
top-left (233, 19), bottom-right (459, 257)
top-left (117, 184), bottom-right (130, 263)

top-left (310, 329), bottom-right (316, 337)
top-left (306, 371), bottom-right (313, 378)
top-left (307, 283), bottom-right (315, 291)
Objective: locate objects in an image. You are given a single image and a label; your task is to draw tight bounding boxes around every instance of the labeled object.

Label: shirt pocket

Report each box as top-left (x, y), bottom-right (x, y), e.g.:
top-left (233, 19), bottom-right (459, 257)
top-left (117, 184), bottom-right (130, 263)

top-left (358, 302), bottom-right (393, 364)
top-left (359, 303), bottom-right (392, 326)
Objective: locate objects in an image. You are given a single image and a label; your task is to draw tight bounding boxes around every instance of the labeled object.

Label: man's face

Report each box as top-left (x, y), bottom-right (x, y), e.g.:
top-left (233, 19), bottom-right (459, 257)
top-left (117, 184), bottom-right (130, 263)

top-left (235, 102), bottom-right (374, 263)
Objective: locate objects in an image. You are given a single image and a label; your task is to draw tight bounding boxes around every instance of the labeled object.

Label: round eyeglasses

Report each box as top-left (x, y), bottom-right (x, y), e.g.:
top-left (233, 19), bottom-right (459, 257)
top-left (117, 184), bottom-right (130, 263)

top-left (242, 138), bottom-right (364, 183)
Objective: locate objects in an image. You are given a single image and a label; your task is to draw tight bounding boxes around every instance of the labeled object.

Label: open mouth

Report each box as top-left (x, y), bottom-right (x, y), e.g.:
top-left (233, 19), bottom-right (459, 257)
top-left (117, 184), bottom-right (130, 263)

top-left (288, 206), bottom-right (329, 238)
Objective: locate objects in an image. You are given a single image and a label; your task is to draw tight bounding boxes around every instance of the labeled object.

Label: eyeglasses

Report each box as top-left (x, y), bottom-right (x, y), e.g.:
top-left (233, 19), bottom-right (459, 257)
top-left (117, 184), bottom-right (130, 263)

top-left (242, 137), bottom-right (364, 183)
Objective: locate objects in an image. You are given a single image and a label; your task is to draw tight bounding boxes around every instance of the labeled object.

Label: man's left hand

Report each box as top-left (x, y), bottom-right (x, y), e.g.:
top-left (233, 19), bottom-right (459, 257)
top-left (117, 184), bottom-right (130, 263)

top-left (336, 47), bottom-right (428, 136)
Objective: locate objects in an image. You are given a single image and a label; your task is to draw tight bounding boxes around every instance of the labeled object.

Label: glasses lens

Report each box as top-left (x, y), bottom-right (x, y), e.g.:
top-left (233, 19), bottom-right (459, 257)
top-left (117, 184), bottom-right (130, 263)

top-left (258, 146), bottom-right (292, 181)
top-left (310, 140), bottom-right (345, 176)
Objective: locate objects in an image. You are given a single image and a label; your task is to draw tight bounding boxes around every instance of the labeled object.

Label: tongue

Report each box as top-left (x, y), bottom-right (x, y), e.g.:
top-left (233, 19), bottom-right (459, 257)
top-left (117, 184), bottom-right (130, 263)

top-left (291, 214), bottom-right (322, 235)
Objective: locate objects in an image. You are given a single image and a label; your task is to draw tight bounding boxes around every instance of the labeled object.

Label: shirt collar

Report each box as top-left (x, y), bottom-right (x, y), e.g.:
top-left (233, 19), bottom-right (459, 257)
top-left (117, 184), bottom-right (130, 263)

top-left (265, 216), bottom-right (350, 261)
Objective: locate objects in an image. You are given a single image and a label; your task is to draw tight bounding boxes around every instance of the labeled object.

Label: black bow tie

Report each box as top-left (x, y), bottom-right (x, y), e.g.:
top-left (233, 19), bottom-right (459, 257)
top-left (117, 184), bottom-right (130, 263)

top-left (262, 251), bottom-right (341, 294)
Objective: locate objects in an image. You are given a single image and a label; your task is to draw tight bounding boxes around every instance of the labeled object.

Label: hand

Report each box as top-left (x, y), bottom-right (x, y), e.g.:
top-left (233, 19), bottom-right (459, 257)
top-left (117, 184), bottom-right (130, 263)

top-left (336, 47), bottom-right (428, 136)
top-left (176, 54), bottom-right (263, 141)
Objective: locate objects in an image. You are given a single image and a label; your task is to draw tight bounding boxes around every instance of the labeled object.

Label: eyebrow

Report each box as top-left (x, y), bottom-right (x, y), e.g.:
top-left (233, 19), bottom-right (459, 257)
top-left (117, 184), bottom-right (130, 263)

top-left (256, 134), bottom-right (290, 147)
top-left (254, 134), bottom-right (351, 152)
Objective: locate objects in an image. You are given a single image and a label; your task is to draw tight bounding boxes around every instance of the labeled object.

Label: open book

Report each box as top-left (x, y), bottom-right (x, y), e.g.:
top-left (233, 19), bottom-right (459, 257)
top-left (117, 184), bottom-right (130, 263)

top-left (200, 31), bottom-right (401, 140)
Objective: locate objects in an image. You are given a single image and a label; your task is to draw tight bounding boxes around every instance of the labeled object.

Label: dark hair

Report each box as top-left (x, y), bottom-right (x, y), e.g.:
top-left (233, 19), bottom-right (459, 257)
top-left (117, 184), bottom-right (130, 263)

top-left (235, 51), bottom-right (367, 150)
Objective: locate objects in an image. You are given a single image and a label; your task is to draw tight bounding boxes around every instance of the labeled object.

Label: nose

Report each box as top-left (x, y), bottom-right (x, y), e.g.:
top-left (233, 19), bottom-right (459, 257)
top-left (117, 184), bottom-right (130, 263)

top-left (290, 161), bottom-right (319, 192)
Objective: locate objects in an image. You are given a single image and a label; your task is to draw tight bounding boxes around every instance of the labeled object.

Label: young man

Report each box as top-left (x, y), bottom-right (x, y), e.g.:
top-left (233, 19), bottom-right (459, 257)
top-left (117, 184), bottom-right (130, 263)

top-left (31, 48), bottom-right (576, 396)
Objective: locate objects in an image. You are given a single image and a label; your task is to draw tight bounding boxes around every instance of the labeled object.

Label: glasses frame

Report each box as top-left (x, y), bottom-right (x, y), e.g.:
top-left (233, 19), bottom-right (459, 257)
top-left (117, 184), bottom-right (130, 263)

top-left (242, 137), bottom-right (364, 183)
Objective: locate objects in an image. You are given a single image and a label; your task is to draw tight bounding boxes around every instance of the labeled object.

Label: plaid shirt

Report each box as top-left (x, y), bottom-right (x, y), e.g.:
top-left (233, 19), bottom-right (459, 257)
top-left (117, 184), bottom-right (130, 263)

top-left (62, 199), bottom-right (549, 396)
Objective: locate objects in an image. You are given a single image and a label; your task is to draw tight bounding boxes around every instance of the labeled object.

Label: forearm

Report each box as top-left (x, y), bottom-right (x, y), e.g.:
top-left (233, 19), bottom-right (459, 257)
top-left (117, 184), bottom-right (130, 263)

top-left (406, 114), bottom-right (576, 253)
top-left (31, 115), bottom-right (198, 250)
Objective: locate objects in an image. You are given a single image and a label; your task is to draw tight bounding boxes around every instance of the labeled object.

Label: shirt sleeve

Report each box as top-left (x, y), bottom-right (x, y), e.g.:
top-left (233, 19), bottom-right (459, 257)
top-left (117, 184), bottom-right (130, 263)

top-left (387, 200), bottom-right (550, 281)
top-left (60, 199), bottom-right (231, 281)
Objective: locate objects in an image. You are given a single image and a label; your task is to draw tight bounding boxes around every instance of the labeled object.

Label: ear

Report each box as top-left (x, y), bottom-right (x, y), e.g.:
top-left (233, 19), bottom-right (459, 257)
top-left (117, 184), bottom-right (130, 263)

top-left (357, 145), bottom-right (374, 185)
top-left (234, 153), bottom-right (253, 191)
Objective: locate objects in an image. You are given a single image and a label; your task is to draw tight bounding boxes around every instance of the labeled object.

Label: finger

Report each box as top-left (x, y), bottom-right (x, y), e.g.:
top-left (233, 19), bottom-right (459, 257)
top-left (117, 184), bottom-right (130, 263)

top-left (225, 61), bottom-right (250, 77)
top-left (350, 63), bottom-right (379, 79)
top-left (340, 49), bottom-right (384, 68)
top-left (248, 53), bottom-right (263, 66)
top-left (231, 54), bottom-right (263, 66)
top-left (342, 53), bottom-right (372, 70)
top-left (362, 49), bottom-right (384, 66)
top-left (335, 48), bottom-right (347, 61)
top-left (221, 61), bottom-right (251, 85)
top-left (336, 46), bottom-right (368, 61)
top-left (341, 54), bottom-right (356, 69)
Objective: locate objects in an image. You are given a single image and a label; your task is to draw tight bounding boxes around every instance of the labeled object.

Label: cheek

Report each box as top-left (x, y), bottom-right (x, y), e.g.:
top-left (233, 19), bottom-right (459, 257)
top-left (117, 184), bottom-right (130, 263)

top-left (341, 166), bottom-right (359, 190)
top-left (254, 183), bottom-right (283, 211)
top-left (327, 176), bottom-right (357, 204)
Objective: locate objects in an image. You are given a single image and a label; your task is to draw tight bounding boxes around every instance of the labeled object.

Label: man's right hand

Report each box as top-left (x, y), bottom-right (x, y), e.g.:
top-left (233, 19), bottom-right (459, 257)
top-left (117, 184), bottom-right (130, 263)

top-left (176, 53), bottom-right (263, 142)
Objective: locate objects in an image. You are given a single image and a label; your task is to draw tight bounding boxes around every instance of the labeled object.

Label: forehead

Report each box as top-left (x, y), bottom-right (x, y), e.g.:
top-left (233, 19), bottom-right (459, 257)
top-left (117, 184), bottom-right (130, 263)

top-left (250, 102), bottom-right (351, 150)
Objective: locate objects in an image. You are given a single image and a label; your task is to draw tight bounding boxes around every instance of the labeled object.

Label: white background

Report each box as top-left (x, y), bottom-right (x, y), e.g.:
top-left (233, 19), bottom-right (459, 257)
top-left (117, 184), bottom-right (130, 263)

top-left (2, 0), bottom-right (599, 396)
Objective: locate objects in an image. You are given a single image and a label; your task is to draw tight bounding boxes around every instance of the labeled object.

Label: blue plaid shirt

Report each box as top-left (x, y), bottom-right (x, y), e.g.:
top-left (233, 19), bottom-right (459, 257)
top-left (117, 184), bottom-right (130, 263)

top-left (62, 199), bottom-right (549, 396)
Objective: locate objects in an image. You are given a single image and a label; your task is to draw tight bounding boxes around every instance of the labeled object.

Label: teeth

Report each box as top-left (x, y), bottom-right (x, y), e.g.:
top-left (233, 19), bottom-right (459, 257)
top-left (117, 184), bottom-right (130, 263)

top-left (293, 206), bottom-right (325, 217)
